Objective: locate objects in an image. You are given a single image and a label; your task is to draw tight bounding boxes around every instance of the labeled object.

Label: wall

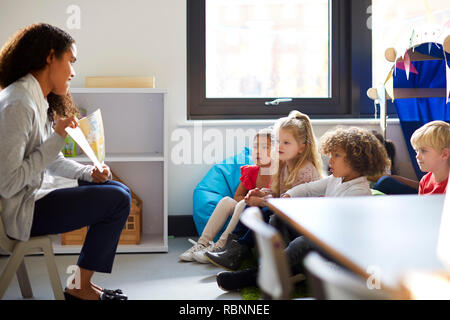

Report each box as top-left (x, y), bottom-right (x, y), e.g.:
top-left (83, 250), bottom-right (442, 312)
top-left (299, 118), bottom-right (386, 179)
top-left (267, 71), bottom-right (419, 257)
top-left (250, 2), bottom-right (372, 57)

top-left (0, 0), bottom-right (416, 216)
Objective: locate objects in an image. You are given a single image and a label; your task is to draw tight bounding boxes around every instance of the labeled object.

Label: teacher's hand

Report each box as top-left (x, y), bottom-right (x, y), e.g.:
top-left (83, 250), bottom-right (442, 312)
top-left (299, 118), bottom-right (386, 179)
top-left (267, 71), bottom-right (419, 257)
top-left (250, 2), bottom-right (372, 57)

top-left (91, 164), bottom-right (111, 183)
top-left (54, 115), bottom-right (78, 138)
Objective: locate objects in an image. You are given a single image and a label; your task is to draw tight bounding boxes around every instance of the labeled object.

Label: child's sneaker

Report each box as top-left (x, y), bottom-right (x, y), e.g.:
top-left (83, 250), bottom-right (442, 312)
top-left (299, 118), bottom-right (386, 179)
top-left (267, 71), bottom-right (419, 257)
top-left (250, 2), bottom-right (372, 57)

top-left (193, 242), bottom-right (223, 264)
top-left (179, 239), bottom-right (207, 262)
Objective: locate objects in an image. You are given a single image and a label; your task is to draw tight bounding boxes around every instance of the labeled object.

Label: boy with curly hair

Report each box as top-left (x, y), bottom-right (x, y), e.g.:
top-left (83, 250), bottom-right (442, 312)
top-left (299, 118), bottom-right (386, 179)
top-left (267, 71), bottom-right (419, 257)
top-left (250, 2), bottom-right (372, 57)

top-left (282, 126), bottom-right (391, 198)
top-left (410, 121), bottom-right (450, 195)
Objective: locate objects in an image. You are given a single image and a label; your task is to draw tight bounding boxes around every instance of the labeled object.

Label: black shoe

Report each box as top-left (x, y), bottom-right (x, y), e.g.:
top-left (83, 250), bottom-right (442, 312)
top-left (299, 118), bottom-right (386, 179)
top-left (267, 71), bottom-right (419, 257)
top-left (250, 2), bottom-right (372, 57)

top-left (205, 240), bottom-right (250, 271)
top-left (103, 288), bottom-right (123, 295)
top-left (102, 288), bottom-right (127, 300)
top-left (216, 268), bottom-right (258, 291)
top-left (64, 289), bottom-right (128, 300)
top-left (217, 233), bottom-right (240, 252)
top-left (99, 291), bottom-right (128, 300)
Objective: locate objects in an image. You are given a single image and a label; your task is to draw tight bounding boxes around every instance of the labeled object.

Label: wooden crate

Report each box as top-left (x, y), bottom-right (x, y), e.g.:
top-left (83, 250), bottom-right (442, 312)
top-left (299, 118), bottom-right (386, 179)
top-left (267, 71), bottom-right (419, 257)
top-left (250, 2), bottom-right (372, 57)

top-left (61, 172), bottom-right (142, 245)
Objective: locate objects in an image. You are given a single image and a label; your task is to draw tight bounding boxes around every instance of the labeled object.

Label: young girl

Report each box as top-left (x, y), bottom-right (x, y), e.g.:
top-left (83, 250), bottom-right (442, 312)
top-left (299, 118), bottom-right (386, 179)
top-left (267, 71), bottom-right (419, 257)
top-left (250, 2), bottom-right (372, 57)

top-left (215, 126), bottom-right (391, 291)
top-left (205, 110), bottom-right (323, 271)
top-left (179, 128), bottom-right (273, 262)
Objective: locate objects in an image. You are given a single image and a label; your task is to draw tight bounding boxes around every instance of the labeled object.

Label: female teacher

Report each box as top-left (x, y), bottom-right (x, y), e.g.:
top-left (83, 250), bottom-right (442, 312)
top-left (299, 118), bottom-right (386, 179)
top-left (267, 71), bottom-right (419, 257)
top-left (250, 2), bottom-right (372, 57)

top-left (0, 23), bottom-right (131, 300)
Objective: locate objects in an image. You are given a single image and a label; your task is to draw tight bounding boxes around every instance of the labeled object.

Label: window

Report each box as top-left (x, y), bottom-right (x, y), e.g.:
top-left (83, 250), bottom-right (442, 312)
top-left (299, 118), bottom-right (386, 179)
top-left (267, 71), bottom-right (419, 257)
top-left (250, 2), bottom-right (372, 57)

top-left (205, 0), bottom-right (330, 99)
top-left (188, 0), bottom-right (373, 119)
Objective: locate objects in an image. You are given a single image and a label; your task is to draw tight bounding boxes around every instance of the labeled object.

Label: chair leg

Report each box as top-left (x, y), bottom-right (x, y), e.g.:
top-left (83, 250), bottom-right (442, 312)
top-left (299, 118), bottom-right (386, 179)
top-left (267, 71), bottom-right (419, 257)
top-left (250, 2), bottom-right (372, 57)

top-left (41, 239), bottom-right (64, 300)
top-left (16, 260), bottom-right (33, 298)
top-left (0, 244), bottom-right (26, 299)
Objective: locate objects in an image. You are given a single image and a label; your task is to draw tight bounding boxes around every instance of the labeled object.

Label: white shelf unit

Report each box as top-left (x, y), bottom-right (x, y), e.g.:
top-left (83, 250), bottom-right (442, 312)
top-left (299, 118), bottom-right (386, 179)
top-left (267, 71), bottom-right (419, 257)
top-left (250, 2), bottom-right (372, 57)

top-left (53, 88), bottom-right (168, 253)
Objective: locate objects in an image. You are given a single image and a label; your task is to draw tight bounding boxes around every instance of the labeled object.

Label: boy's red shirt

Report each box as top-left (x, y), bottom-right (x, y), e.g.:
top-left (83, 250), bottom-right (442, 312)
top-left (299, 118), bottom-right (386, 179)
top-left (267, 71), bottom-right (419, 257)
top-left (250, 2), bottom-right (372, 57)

top-left (419, 172), bottom-right (448, 195)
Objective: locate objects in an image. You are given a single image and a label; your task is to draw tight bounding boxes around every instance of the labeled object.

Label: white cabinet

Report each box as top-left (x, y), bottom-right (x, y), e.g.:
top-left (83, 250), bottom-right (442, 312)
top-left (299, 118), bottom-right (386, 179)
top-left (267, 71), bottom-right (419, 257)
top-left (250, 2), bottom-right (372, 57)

top-left (52, 88), bottom-right (168, 253)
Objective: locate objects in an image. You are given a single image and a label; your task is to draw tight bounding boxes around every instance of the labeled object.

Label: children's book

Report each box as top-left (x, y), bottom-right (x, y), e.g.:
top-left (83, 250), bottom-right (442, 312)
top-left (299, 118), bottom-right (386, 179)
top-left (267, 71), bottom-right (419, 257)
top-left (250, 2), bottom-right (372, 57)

top-left (65, 109), bottom-right (105, 172)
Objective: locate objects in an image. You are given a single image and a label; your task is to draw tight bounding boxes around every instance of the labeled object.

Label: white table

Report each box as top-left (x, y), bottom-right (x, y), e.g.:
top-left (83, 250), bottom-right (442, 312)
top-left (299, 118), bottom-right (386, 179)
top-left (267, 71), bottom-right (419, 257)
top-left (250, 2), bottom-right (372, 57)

top-left (268, 194), bottom-right (447, 292)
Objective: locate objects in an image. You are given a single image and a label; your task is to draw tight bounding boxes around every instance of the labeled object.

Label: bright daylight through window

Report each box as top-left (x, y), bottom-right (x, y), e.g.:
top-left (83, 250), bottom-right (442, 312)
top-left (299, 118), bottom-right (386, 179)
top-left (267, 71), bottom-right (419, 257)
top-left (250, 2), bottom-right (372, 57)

top-left (205, 0), bottom-right (330, 99)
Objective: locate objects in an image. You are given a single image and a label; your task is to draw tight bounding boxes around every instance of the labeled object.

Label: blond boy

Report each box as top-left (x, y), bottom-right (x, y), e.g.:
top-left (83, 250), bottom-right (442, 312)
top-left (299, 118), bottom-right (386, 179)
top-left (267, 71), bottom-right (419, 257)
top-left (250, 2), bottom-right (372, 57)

top-left (411, 121), bottom-right (450, 195)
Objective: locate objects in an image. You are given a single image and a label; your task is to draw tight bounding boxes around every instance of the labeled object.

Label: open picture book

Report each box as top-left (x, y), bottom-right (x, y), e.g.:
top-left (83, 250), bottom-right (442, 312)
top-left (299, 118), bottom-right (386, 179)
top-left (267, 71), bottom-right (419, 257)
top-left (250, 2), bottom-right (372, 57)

top-left (65, 109), bottom-right (105, 172)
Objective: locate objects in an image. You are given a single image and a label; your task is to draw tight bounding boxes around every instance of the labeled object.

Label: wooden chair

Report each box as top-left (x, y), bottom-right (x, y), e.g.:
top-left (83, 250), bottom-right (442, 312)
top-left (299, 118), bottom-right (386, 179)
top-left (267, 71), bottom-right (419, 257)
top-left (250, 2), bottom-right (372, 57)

top-left (240, 207), bottom-right (305, 300)
top-left (0, 200), bottom-right (64, 300)
top-left (303, 251), bottom-right (391, 300)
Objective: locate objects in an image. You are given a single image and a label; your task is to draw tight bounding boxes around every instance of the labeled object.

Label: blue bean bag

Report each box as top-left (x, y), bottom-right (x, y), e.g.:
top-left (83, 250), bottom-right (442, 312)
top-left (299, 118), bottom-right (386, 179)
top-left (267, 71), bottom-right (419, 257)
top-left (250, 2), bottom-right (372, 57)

top-left (193, 147), bottom-right (254, 236)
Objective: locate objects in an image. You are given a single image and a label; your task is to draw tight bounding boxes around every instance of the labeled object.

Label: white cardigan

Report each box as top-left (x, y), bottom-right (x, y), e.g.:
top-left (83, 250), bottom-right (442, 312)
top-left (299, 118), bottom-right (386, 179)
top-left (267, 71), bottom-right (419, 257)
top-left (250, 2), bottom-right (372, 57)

top-left (0, 74), bottom-right (94, 241)
top-left (285, 175), bottom-right (372, 198)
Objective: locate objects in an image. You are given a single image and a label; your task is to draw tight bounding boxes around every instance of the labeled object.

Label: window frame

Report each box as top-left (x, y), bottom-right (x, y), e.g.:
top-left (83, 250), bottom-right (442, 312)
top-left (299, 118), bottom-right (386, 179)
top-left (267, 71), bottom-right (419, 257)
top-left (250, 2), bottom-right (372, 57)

top-left (187, 0), bottom-right (374, 120)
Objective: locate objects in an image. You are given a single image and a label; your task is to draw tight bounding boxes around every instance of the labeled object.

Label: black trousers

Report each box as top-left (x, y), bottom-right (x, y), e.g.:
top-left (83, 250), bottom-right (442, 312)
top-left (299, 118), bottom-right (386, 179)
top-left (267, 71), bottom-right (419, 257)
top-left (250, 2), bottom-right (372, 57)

top-left (31, 180), bottom-right (131, 273)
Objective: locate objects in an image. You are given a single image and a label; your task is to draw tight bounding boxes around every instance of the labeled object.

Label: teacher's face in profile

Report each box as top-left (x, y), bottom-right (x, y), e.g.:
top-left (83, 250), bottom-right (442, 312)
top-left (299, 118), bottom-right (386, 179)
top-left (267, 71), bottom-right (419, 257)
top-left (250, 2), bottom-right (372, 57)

top-left (48, 42), bottom-right (77, 96)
